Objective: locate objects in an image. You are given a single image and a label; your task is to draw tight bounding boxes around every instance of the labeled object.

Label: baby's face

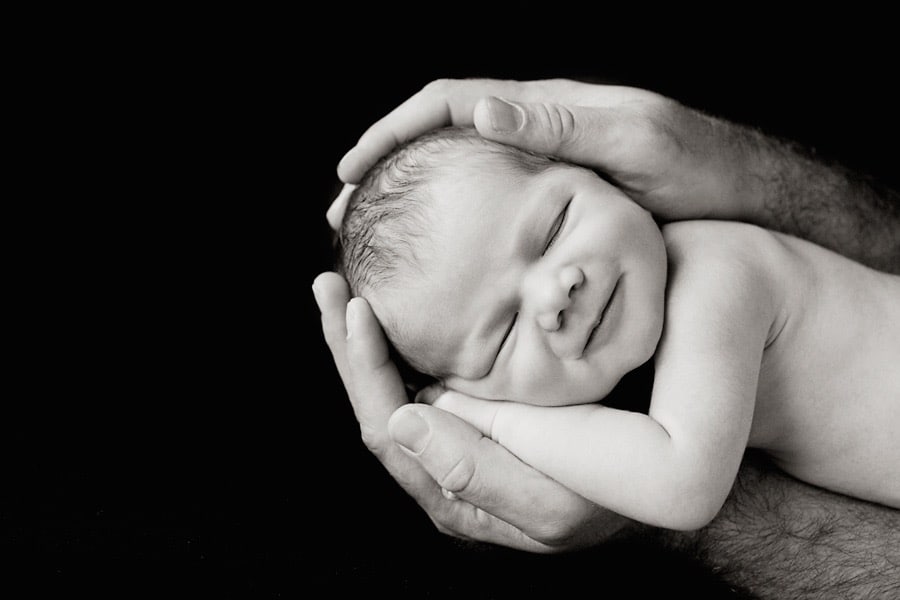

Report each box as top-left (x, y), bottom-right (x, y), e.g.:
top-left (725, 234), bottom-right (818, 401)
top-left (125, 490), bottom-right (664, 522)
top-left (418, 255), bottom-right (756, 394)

top-left (370, 160), bottom-right (667, 406)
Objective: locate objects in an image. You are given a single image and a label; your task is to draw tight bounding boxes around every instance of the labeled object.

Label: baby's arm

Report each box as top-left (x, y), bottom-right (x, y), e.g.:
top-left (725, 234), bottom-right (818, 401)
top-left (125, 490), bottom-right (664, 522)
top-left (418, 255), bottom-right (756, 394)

top-left (433, 227), bottom-right (774, 530)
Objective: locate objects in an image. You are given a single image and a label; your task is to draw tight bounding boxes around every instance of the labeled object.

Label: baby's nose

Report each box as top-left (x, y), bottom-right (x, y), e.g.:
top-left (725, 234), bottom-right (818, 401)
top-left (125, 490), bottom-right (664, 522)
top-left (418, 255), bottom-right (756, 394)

top-left (534, 265), bottom-right (584, 332)
top-left (559, 265), bottom-right (584, 295)
top-left (537, 311), bottom-right (563, 332)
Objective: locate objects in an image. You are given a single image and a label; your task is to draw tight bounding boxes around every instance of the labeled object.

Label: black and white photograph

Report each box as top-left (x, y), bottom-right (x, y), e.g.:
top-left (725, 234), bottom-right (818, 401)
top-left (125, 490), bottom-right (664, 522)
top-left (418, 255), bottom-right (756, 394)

top-left (308, 50), bottom-right (900, 598)
top-left (7, 37), bottom-right (898, 598)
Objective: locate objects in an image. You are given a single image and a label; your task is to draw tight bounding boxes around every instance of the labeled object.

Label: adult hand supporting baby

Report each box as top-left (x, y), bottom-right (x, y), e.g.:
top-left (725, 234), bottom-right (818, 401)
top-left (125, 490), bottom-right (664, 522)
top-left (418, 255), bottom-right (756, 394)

top-left (334, 78), bottom-right (752, 224)
top-left (333, 78), bottom-right (899, 272)
top-left (313, 272), bottom-right (629, 552)
top-left (322, 77), bottom-right (900, 597)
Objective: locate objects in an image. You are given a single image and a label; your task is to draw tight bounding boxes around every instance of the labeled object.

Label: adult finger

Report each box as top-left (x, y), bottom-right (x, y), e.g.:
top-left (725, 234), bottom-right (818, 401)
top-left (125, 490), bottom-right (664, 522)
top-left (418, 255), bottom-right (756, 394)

top-left (472, 96), bottom-right (643, 173)
top-left (312, 276), bottom-right (584, 551)
top-left (326, 183), bottom-right (356, 231)
top-left (388, 402), bottom-right (619, 547)
top-left (337, 79), bottom-right (529, 183)
top-left (422, 389), bottom-right (500, 439)
top-left (343, 296), bottom-right (411, 453)
top-left (313, 272), bottom-right (352, 383)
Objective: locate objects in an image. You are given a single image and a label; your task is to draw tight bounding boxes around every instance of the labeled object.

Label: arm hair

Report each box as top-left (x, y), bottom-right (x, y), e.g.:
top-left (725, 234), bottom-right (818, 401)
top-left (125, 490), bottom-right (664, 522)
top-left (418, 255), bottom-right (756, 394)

top-left (727, 119), bottom-right (900, 274)
top-left (654, 451), bottom-right (900, 599)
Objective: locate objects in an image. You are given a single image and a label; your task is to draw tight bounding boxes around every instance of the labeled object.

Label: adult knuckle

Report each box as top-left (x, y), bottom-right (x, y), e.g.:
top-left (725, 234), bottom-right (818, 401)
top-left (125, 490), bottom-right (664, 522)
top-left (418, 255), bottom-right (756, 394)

top-left (358, 423), bottom-right (388, 458)
top-left (531, 517), bottom-right (579, 546)
top-left (422, 78), bottom-right (455, 95)
top-left (470, 506), bottom-right (495, 531)
top-left (553, 104), bottom-right (578, 151)
top-left (429, 514), bottom-right (460, 539)
top-left (533, 103), bottom-right (578, 154)
top-left (437, 453), bottom-right (477, 494)
top-left (430, 501), bottom-right (494, 542)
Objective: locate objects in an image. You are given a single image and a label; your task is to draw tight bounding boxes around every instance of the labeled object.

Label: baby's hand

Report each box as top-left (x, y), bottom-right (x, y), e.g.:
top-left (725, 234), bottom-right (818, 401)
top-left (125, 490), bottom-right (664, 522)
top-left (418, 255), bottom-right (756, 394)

top-left (316, 273), bottom-right (631, 552)
top-left (420, 388), bottom-right (506, 441)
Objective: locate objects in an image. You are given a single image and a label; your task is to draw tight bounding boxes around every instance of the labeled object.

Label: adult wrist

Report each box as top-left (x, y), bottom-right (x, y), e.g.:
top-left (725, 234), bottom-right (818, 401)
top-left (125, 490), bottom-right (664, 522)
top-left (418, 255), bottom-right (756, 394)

top-left (707, 114), bottom-right (771, 225)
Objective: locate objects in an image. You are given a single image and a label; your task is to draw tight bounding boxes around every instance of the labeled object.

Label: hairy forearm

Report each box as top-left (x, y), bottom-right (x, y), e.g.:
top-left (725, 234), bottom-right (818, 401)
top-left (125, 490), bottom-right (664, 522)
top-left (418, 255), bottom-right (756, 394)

top-left (726, 119), bottom-right (900, 274)
top-left (653, 451), bottom-right (900, 599)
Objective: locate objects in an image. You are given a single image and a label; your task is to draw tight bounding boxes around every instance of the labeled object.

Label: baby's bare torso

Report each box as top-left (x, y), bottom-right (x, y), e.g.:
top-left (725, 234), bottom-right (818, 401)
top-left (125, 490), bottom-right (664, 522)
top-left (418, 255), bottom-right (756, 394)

top-left (666, 222), bottom-right (900, 506)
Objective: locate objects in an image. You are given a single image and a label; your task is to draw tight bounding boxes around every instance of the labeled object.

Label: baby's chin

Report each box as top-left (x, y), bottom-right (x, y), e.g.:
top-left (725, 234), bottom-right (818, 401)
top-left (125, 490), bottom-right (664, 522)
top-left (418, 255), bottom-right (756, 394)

top-left (517, 377), bottom-right (622, 407)
top-left (508, 345), bottom-right (658, 407)
top-left (447, 373), bottom-right (622, 408)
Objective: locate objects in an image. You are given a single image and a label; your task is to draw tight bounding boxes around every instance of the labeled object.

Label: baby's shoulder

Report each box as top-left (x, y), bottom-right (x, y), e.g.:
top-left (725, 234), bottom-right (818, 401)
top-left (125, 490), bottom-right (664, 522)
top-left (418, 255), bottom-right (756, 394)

top-left (660, 221), bottom-right (787, 309)
top-left (661, 220), bottom-right (785, 267)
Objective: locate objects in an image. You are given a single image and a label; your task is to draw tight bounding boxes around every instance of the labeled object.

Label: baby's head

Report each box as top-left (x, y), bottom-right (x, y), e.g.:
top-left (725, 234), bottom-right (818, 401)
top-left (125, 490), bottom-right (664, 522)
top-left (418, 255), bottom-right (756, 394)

top-left (336, 127), bottom-right (667, 406)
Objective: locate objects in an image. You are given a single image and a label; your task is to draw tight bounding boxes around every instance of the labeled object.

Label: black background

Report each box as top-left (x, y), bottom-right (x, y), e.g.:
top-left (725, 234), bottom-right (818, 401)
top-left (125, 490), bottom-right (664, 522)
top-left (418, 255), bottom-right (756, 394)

top-left (4, 36), bottom-right (897, 598)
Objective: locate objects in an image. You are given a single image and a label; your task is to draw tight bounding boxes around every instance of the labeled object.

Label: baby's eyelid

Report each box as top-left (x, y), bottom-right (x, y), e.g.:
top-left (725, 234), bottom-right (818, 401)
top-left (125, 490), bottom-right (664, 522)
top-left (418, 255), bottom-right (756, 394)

top-left (543, 198), bottom-right (572, 255)
top-left (500, 313), bottom-right (518, 350)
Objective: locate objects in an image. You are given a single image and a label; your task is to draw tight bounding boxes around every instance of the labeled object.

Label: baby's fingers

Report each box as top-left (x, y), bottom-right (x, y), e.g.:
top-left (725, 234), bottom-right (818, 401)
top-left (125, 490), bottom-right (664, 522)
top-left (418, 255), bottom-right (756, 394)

top-left (422, 390), bottom-right (502, 440)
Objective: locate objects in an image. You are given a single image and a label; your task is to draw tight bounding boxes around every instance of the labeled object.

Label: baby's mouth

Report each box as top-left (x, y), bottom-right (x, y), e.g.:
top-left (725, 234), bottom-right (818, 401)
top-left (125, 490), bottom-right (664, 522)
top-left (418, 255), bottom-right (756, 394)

top-left (584, 316), bottom-right (603, 352)
top-left (583, 278), bottom-right (619, 354)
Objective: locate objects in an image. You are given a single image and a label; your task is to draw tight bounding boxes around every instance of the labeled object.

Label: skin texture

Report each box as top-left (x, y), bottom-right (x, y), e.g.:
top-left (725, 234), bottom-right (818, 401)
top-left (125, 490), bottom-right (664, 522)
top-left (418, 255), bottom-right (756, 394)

top-left (335, 79), bottom-right (900, 272)
top-left (317, 78), bottom-right (900, 598)
top-left (663, 450), bottom-right (900, 599)
top-left (369, 160), bottom-right (666, 406)
top-left (424, 218), bottom-right (899, 525)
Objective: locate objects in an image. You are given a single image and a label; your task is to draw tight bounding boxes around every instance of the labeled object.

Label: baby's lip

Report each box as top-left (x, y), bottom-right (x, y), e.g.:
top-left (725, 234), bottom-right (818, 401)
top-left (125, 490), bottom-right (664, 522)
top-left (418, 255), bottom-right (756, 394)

top-left (582, 278), bottom-right (619, 356)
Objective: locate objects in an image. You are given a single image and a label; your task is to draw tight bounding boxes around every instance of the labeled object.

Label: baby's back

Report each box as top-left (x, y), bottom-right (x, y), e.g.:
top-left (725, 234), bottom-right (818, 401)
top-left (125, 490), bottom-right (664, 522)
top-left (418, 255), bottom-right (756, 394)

top-left (664, 221), bottom-right (900, 506)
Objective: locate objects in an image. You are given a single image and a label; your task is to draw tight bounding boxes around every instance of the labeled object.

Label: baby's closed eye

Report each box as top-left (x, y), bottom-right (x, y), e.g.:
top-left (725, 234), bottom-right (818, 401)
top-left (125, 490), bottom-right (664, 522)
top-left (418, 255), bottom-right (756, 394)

top-left (543, 198), bottom-right (572, 255)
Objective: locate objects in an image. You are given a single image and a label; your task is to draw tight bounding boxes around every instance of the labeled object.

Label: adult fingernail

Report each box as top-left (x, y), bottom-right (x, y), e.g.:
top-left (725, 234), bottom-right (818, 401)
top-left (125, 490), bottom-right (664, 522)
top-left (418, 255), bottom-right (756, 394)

top-left (488, 97), bottom-right (524, 133)
top-left (391, 408), bottom-right (430, 455)
top-left (337, 148), bottom-right (357, 175)
top-left (312, 281), bottom-right (322, 309)
top-left (327, 183), bottom-right (357, 231)
top-left (345, 299), bottom-right (359, 340)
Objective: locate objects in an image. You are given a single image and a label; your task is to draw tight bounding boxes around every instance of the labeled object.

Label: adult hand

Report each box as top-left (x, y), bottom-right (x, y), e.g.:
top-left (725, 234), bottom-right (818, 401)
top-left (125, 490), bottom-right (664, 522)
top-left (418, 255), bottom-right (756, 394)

top-left (333, 78), bottom-right (762, 225)
top-left (313, 271), bottom-right (630, 552)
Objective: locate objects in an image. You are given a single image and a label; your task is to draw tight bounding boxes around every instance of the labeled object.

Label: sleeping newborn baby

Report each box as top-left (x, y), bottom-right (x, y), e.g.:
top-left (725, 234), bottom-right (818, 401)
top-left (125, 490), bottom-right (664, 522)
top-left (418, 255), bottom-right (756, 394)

top-left (335, 127), bottom-right (899, 529)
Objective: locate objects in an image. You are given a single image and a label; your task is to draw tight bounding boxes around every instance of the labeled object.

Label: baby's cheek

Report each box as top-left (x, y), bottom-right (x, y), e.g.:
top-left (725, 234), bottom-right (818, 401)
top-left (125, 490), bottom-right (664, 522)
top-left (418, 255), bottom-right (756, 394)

top-left (511, 353), bottom-right (607, 406)
top-left (507, 351), bottom-right (571, 406)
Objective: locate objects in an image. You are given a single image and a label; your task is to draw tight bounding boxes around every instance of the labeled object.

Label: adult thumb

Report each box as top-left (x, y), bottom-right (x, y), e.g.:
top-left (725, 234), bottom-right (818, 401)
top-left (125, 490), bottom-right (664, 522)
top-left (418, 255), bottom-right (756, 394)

top-left (473, 96), bottom-right (617, 170)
